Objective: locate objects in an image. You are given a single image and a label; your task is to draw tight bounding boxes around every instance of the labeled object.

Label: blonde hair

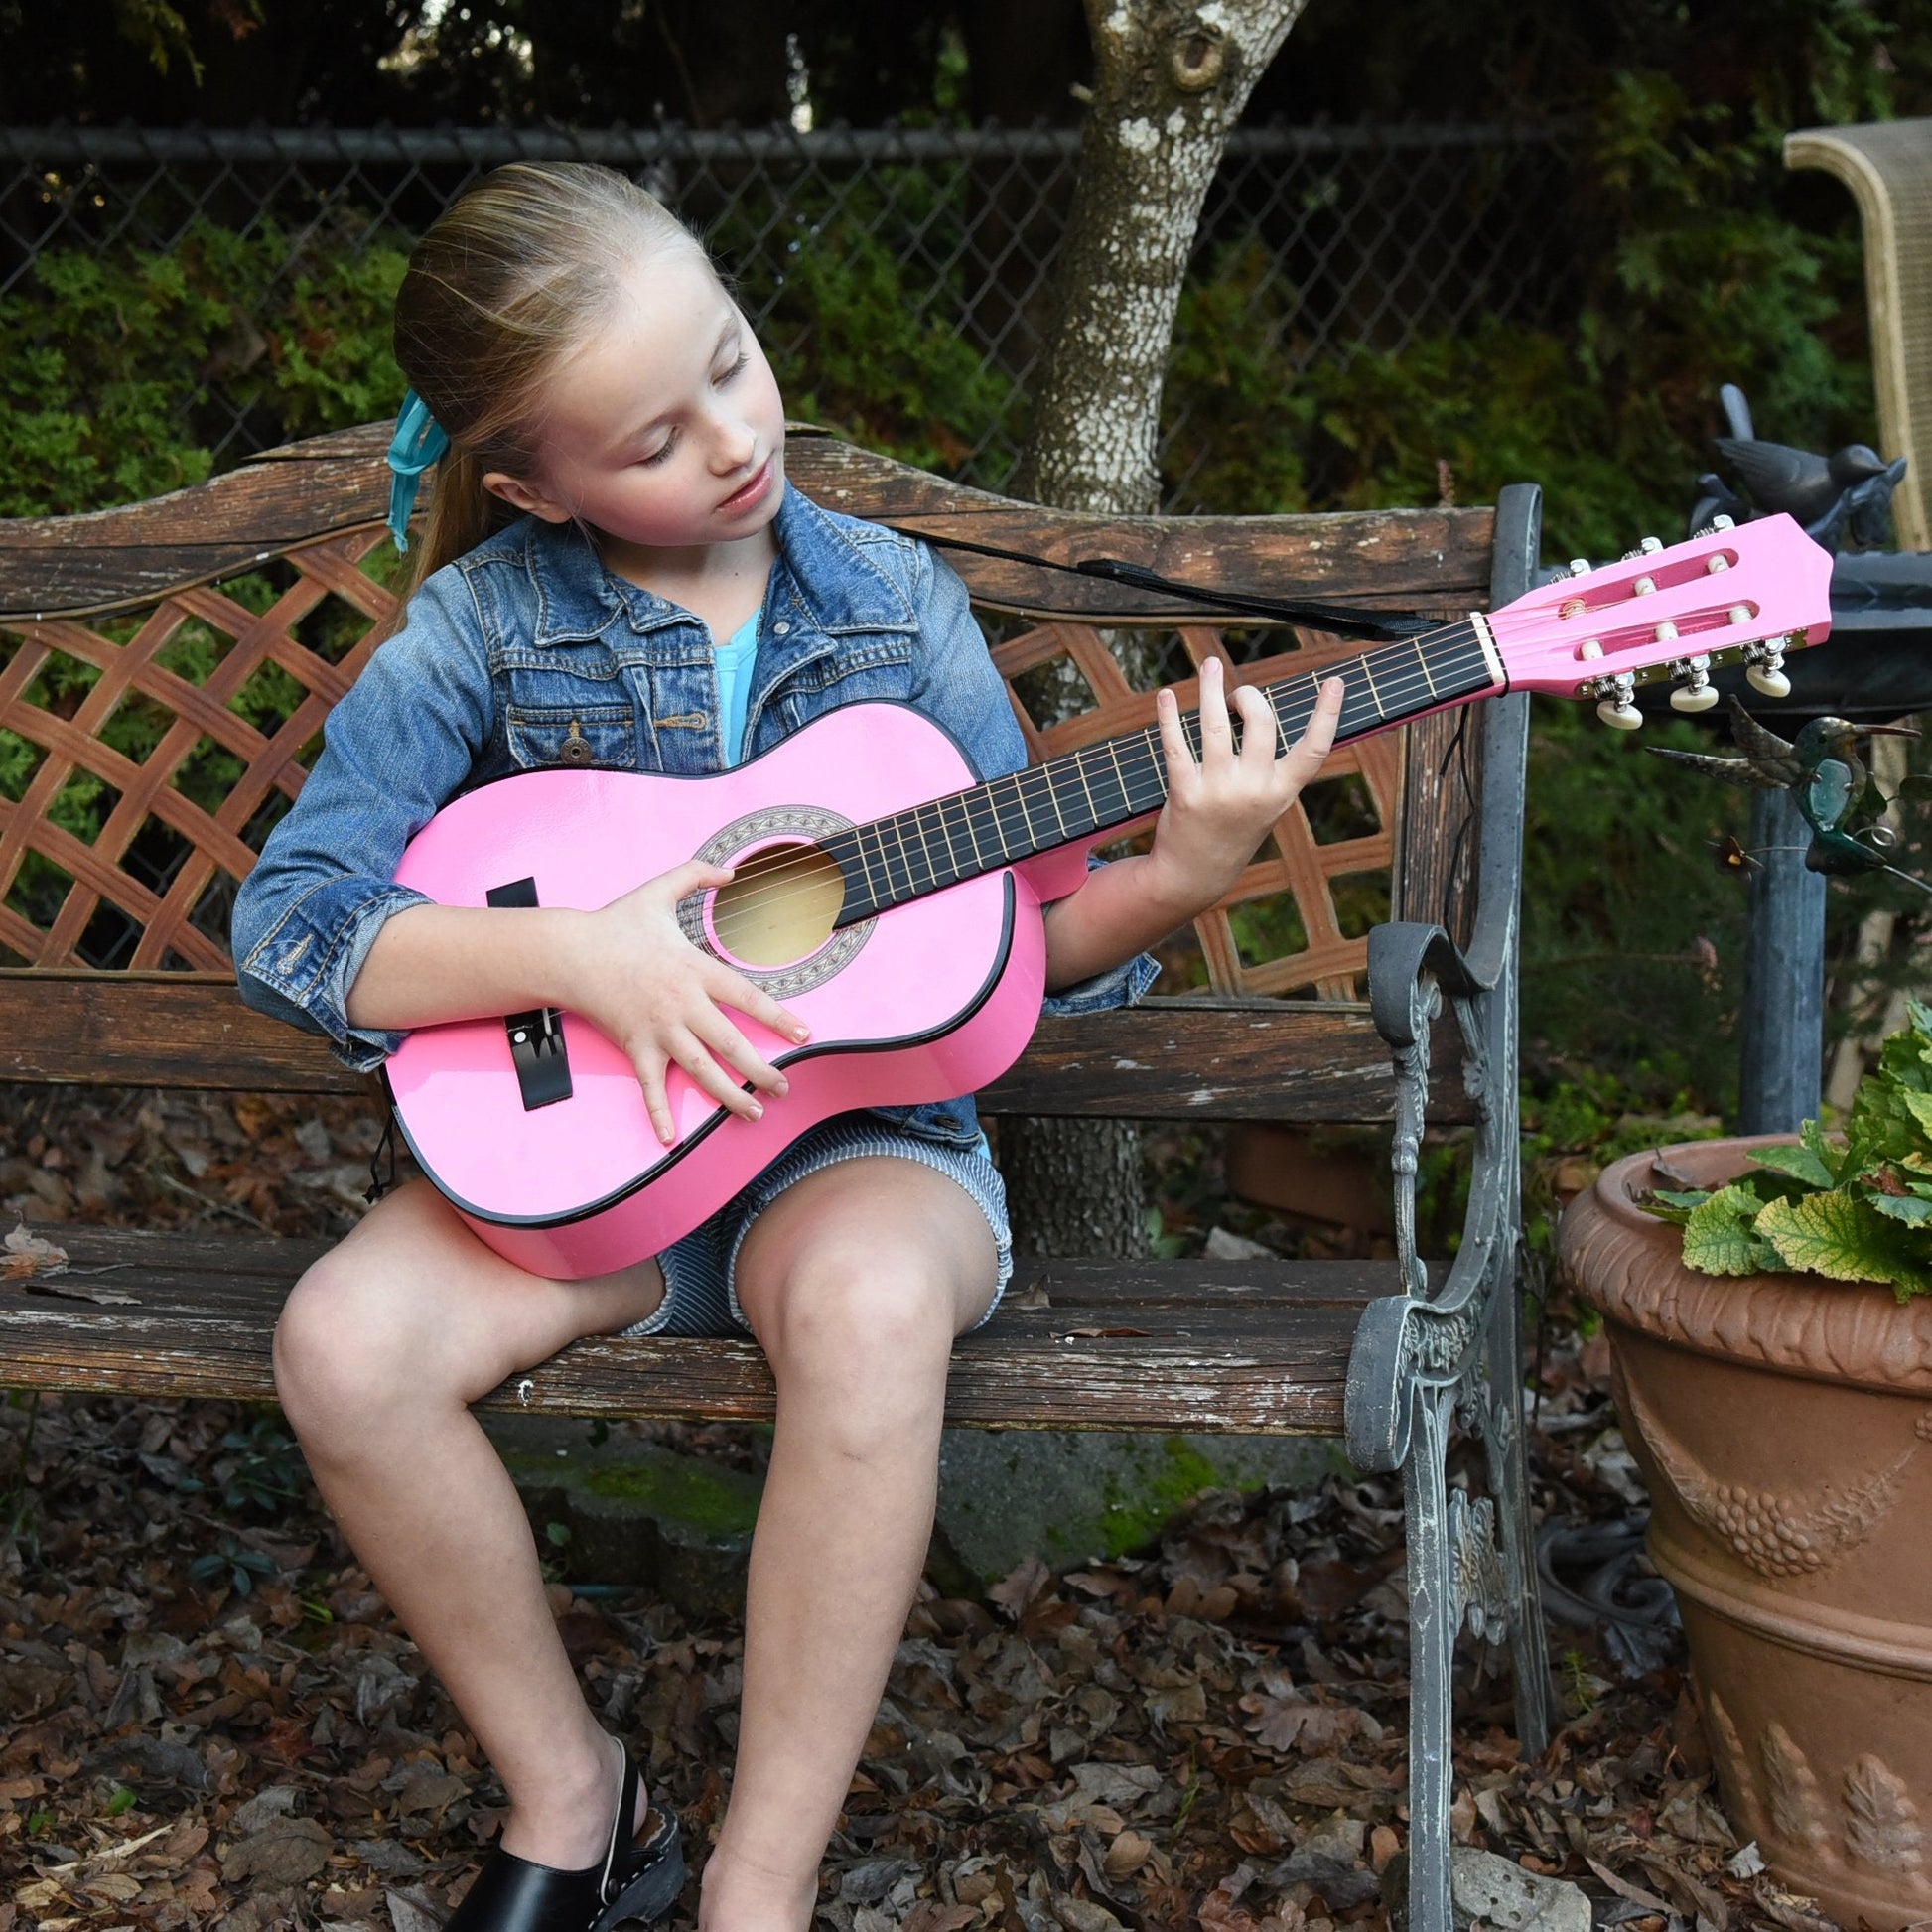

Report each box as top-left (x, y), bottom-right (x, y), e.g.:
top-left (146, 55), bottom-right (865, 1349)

top-left (389, 160), bottom-right (707, 605)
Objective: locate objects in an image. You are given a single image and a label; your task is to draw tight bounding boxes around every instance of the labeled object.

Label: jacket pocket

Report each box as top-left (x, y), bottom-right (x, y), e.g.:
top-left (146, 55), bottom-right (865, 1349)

top-left (505, 703), bottom-right (637, 771)
top-left (773, 642), bottom-right (915, 730)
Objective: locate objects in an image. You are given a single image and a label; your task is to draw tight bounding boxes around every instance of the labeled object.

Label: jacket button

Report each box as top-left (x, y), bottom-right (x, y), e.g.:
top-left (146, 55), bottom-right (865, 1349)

top-left (773, 620), bottom-right (791, 635)
top-left (560, 722), bottom-right (594, 765)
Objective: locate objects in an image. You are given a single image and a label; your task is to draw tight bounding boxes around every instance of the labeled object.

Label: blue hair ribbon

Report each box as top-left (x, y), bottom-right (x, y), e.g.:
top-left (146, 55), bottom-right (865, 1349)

top-left (385, 389), bottom-right (450, 553)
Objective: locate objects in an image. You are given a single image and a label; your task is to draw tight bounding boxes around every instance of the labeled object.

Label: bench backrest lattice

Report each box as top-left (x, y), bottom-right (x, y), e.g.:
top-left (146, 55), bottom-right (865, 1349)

top-left (0, 427), bottom-right (1550, 1932)
top-left (0, 425), bottom-right (1499, 1117)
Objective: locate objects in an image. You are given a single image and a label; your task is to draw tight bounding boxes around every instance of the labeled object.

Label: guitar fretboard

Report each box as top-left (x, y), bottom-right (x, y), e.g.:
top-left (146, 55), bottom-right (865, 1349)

top-left (824, 620), bottom-right (1499, 924)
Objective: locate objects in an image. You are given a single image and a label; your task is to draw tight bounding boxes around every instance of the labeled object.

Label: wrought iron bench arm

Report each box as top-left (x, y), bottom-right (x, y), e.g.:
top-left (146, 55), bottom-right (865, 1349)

top-left (1343, 483), bottom-right (1551, 1932)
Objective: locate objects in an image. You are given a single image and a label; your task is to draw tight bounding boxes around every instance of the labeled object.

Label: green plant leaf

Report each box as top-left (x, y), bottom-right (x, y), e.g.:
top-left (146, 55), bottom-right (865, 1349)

top-left (1680, 1184), bottom-right (1779, 1276)
top-left (1650, 1187), bottom-right (1712, 1208)
top-left (1751, 1142), bottom-right (1837, 1189)
top-left (1863, 1189), bottom-right (1932, 1226)
top-left (1755, 1190), bottom-right (1932, 1294)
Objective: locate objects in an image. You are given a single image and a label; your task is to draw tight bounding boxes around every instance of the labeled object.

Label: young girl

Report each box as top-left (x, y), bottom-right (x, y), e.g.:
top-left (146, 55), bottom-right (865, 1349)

top-left (231, 161), bottom-right (1343, 1932)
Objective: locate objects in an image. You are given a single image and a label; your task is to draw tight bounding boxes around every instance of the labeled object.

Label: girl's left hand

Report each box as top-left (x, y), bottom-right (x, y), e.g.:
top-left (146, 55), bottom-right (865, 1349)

top-left (1147, 660), bottom-right (1346, 907)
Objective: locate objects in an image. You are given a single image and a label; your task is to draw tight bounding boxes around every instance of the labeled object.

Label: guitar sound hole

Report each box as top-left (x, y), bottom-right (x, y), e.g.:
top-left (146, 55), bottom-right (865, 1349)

top-left (709, 841), bottom-right (845, 968)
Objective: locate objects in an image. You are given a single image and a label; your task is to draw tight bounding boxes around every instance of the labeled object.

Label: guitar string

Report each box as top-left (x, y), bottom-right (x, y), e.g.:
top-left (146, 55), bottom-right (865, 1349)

top-left (695, 626), bottom-right (1500, 949)
top-left (711, 584), bottom-right (1783, 936)
top-left (696, 626), bottom-right (1501, 943)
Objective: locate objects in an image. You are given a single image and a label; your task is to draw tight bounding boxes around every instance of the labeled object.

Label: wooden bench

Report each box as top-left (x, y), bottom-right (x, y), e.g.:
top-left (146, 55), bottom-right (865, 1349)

top-left (0, 425), bottom-right (1549, 1932)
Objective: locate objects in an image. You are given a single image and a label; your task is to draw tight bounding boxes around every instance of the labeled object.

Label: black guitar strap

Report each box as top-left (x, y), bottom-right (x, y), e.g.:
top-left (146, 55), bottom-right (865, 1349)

top-left (898, 525), bottom-right (1438, 644)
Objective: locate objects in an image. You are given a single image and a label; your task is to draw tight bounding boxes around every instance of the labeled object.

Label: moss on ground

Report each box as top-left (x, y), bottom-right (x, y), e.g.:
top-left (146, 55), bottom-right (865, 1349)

top-left (1096, 1440), bottom-right (1225, 1559)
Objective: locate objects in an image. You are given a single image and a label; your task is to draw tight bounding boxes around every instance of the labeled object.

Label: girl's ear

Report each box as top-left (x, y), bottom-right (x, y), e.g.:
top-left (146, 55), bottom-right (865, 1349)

top-left (483, 469), bottom-right (573, 524)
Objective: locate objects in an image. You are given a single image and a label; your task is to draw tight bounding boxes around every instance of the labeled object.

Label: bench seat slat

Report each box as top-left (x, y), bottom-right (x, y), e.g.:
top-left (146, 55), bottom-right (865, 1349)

top-left (0, 1226), bottom-right (1376, 1435)
top-left (0, 973), bottom-right (1474, 1123)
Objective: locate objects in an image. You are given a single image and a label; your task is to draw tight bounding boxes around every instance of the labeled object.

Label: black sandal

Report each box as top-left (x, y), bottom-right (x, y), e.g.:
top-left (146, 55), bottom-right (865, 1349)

top-left (445, 1747), bottom-right (684, 1932)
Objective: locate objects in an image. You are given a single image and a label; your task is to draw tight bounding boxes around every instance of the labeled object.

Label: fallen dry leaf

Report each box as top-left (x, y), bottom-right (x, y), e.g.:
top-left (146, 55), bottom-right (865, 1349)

top-left (2, 1221), bottom-right (67, 1278)
top-left (0, 1117), bottom-right (1791, 1932)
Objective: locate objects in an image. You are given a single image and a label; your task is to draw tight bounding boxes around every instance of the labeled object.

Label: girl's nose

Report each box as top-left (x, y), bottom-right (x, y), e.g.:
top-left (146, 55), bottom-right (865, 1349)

top-left (709, 411), bottom-right (758, 473)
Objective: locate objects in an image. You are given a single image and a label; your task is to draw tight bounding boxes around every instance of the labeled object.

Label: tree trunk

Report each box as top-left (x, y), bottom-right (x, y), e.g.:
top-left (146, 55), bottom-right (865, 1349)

top-left (1015, 0), bottom-right (1311, 515)
top-left (1004, 0), bottom-right (1306, 1260)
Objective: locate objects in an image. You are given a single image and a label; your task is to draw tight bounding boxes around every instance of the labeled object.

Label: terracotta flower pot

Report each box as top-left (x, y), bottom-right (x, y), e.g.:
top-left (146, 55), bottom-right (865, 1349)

top-left (1561, 1138), bottom-right (1932, 1930)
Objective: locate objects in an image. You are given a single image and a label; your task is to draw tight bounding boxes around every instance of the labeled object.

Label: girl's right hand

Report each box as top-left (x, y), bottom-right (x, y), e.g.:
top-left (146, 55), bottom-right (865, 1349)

top-left (557, 860), bottom-right (810, 1146)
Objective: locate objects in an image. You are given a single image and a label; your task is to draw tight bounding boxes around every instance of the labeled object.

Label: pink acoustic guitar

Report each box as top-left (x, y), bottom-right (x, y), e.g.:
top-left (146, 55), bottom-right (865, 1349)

top-left (384, 515), bottom-right (1833, 1278)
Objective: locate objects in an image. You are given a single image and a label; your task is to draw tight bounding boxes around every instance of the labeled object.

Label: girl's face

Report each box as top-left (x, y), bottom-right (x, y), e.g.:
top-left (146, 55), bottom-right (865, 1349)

top-left (486, 246), bottom-right (787, 560)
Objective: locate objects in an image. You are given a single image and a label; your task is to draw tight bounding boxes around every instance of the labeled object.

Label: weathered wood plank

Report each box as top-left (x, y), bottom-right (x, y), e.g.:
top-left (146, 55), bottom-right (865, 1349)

top-left (0, 973), bottom-right (1473, 1122)
top-left (0, 973), bottom-right (370, 1093)
top-left (0, 425), bottom-right (1496, 623)
top-left (0, 1222), bottom-right (1399, 1311)
top-left (978, 1000), bottom-right (1474, 1123)
top-left (0, 1230), bottom-right (1371, 1434)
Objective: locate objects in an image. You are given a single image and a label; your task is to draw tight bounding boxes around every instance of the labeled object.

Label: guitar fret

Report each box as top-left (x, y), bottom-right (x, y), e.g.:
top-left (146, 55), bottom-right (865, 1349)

top-left (1357, 655), bottom-right (1384, 721)
top-left (907, 806), bottom-right (936, 896)
top-left (950, 791), bottom-right (986, 870)
top-left (890, 809), bottom-right (923, 898)
top-left (965, 786), bottom-right (1005, 865)
top-left (1008, 770), bottom-right (1039, 849)
top-left (919, 795), bottom-right (950, 885)
top-left (1071, 746), bottom-right (1103, 831)
top-left (926, 797), bottom-right (962, 886)
top-left (851, 820), bottom-right (886, 913)
top-left (1106, 741), bottom-right (1134, 823)
top-left (1040, 765), bottom-right (1070, 840)
top-left (871, 819), bottom-right (906, 903)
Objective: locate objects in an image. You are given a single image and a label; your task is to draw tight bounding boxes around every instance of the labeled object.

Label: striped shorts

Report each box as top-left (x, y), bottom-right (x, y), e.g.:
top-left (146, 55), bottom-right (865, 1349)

top-left (620, 1114), bottom-right (1014, 1339)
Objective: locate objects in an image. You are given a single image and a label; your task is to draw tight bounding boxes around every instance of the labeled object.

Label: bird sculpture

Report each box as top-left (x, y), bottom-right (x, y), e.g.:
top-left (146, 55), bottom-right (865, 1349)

top-left (1688, 383), bottom-right (1908, 553)
top-left (1646, 695), bottom-right (1925, 883)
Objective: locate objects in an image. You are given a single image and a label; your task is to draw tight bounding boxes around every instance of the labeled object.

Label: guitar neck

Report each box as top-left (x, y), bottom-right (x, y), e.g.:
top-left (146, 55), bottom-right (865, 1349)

top-left (829, 615), bottom-right (1503, 925)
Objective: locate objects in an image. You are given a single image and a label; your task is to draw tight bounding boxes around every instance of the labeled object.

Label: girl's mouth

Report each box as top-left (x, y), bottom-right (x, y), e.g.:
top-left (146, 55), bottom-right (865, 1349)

top-left (718, 457), bottom-right (775, 514)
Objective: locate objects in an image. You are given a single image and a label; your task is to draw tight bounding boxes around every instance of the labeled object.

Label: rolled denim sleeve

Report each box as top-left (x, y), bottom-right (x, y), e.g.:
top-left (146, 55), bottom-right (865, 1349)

top-left (906, 543), bottom-right (1160, 1018)
top-left (230, 571), bottom-right (494, 1072)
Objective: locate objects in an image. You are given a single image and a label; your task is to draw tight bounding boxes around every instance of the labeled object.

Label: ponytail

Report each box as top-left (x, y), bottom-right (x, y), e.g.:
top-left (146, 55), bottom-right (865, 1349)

top-left (380, 161), bottom-right (706, 633)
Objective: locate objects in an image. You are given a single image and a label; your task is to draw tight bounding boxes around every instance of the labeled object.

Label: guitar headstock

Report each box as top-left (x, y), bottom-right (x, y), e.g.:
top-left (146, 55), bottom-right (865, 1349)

top-left (1489, 513), bottom-right (1835, 727)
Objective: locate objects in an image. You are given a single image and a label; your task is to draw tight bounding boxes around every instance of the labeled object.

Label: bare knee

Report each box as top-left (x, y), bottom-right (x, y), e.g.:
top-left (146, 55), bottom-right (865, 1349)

top-left (273, 1245), bottom-right (450, 1449)
top-left (757, 1247), bottom-right (957, 1448)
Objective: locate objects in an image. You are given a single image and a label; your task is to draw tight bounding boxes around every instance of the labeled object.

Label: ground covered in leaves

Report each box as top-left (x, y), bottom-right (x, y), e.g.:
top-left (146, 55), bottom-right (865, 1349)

top-left (0, 1090), bottom-right (1850, 1932)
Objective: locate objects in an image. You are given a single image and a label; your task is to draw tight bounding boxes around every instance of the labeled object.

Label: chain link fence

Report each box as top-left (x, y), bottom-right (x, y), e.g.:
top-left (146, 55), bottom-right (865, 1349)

top-left (1, 121), bottom-right (1578, 499)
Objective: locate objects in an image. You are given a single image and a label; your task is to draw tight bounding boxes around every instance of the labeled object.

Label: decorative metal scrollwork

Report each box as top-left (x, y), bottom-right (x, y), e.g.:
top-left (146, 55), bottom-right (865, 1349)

top-left (1449, 1490), bottom-right (1511, 1644)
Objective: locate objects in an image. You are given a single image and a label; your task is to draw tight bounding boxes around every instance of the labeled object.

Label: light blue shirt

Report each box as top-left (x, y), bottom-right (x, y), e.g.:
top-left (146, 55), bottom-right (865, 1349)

top-left (713, 611), bottom-right (759, 766)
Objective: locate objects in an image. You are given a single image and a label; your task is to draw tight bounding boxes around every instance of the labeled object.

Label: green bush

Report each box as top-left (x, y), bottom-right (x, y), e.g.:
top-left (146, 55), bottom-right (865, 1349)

top-left (0, 217), bottom-right (408, 518)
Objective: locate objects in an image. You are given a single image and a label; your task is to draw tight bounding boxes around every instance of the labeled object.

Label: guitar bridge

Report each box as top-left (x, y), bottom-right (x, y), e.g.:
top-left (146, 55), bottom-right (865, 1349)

top-left (503, 1004), bottom-right (572, 1110)
top-left (487, 876), bottom-right (574, 1111)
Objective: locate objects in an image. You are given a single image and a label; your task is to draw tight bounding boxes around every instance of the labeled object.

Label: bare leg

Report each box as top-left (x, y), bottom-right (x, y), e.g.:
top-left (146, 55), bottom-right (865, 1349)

top-left (697, 1159), bottom-right (999, 1930)
top-left (274, 1179), bottom-right (666, 1868)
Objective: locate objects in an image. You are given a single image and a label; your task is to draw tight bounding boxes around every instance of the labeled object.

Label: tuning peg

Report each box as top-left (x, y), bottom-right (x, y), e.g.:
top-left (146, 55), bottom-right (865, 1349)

top-left (1670, 655), bottom-right (1719, 713)
top-left (1596, 672), bottom-right (1643, 730)
top-left (1745, 638), bottom-right (1791, 699)
top-left (1710, 513), bottom-right (1735, 531)
top-left (1639, 536), bottom-right (1664, 554)
top-left (1566, 557), bottom-right (1591, 578)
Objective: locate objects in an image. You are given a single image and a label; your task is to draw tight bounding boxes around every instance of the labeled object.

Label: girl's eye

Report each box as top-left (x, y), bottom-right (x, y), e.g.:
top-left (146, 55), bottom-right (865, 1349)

top-left (639, 435), bottom-right (677, 467)
top-left (715, 351), bottom-right (750, 385)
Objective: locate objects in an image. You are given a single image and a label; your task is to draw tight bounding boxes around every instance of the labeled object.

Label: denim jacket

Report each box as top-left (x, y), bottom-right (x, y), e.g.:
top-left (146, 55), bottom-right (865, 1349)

top-left (231, 483), bottom-right (1158, 1150)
